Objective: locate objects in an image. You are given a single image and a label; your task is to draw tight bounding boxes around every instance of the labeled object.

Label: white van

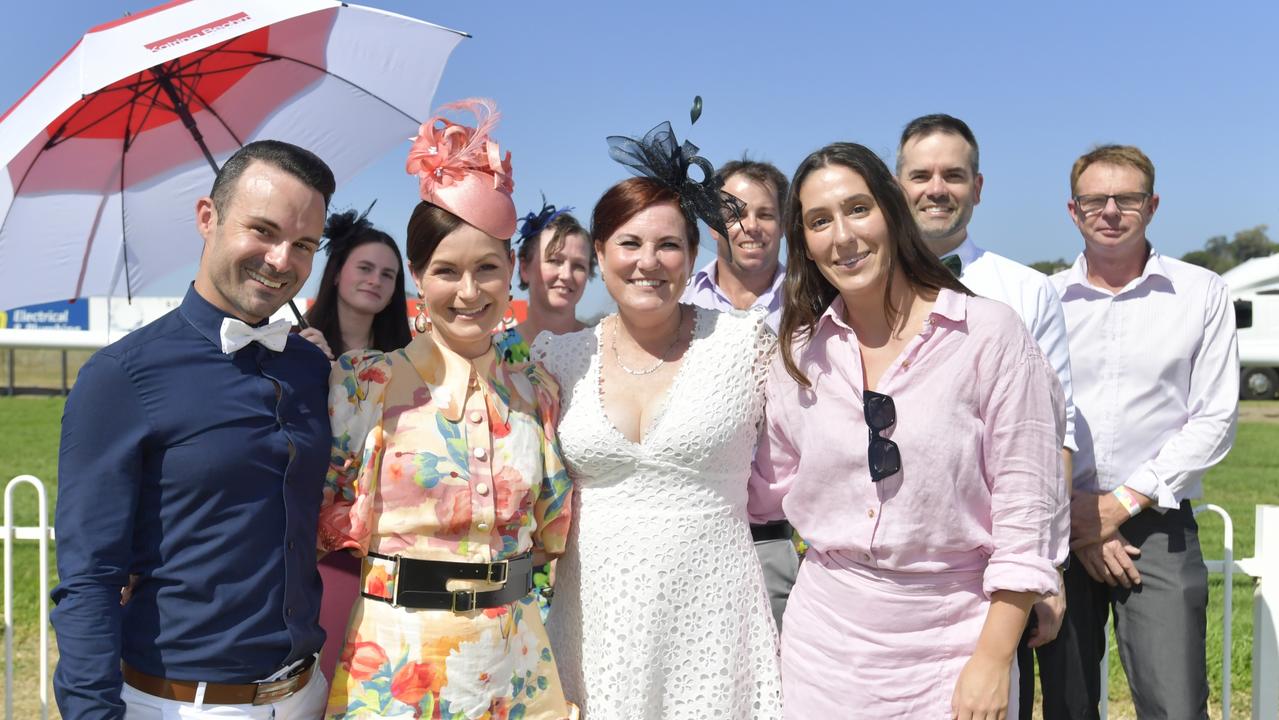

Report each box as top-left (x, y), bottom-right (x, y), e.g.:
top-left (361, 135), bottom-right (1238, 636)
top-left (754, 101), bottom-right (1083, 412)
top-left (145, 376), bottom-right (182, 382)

top-left (1224, 255), bottom-right (1279, 400)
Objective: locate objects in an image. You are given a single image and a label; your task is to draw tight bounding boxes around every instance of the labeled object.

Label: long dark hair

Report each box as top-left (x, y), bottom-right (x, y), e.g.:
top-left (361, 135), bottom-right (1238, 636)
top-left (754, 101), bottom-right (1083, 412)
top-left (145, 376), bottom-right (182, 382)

top-left (779, 142), bottom-right (970, 387)
top-left (304, 209), bottom-right (411, 356)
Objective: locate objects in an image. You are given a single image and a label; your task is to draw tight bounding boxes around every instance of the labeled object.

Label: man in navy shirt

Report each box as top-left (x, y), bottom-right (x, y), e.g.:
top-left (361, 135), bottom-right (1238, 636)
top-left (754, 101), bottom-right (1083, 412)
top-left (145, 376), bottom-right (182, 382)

top-left (53, 140), bottom-right (336, 719)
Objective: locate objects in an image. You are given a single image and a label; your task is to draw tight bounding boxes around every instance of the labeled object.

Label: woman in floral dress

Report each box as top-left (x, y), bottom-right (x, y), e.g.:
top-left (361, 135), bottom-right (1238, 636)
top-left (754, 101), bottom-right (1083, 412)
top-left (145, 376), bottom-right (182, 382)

top-left (319, 99), bottom-right (576, 720)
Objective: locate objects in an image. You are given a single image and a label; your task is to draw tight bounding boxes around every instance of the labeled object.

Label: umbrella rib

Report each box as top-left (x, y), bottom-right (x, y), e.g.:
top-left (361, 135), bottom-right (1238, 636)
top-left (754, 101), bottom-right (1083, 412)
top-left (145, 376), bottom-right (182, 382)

top-left (72, 85), bottom-right (142, 302)
top-left (46, 74), bottom-right (160, 147)
top-left (170, 59), bottom-right (277, 80)
top-left (218, 49), bottom-right (421, 125)
top-left (173, 69), bottom-right (245, 148)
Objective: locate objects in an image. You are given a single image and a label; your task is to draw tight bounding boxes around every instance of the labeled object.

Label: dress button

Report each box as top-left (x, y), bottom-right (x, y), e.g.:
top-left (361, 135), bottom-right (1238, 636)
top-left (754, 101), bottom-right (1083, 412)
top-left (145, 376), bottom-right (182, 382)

top-left (862, 552), bottom-right (872, 562)
top-left (477, 522), bottom-right (490, 531)
top-left (469, 410), bottom-right (484, 424)
top-left (476, 483), bottom-right (490, 496)
top-left (474, 447), bottom-right (487, 461)
top-left (867, 509), bottom-right (875, 518)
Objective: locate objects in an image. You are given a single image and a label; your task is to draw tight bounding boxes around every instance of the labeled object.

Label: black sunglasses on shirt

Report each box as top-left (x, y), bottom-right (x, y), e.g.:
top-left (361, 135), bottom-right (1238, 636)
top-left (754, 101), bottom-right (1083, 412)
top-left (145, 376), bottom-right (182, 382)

top-left (864, 390), bottom-right (902, 482)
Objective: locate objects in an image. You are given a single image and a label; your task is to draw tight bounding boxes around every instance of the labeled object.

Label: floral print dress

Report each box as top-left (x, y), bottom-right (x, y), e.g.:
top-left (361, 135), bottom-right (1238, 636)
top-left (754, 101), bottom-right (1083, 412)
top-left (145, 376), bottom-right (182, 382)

top-left (320, 331), bottom-right (575, 720)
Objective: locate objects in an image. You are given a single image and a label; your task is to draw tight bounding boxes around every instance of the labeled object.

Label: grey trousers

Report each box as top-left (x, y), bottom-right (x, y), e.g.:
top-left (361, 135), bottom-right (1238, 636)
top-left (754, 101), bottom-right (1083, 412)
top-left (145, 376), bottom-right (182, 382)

top-left (754, 537), bottom-right (799, 632)
top-left (1035, 501), bottom-right (1209, 720)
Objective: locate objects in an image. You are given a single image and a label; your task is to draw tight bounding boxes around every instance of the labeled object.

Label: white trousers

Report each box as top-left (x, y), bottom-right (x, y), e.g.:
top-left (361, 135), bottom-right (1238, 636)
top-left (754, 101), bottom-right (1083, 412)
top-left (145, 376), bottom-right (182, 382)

top-left (121, 667), bottom-right (328, 719)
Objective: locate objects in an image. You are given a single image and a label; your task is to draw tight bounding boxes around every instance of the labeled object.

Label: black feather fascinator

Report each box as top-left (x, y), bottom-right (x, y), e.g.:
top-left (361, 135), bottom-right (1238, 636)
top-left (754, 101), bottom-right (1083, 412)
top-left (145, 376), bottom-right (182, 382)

top-left (321, 200), bottom-right (378, 256)
top-left (606, 120), bottom-right (744, 256)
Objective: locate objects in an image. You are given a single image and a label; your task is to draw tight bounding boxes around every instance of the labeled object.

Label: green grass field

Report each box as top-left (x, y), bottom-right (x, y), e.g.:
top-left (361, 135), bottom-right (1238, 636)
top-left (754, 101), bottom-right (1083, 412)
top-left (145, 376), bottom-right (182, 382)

top-left (1, 391), bottom-right (1276, 718)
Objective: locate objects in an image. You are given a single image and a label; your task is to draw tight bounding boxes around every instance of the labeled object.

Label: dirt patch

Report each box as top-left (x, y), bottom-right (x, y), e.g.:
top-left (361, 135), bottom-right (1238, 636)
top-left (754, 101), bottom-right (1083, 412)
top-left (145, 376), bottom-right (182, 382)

top-left (1240, 400), bottom-right (1279, 423)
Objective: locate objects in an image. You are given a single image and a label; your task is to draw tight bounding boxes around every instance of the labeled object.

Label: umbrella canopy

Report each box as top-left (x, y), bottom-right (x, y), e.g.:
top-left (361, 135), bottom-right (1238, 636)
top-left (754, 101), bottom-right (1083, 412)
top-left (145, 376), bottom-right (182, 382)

top-left (0, 0), bottom-right (466, 311)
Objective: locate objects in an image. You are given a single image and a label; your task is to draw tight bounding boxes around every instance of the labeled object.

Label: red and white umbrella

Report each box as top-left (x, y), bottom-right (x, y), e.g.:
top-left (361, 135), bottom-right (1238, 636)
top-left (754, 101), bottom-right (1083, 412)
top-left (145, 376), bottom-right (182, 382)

top-left (0, 0), bottom-right (466, 311)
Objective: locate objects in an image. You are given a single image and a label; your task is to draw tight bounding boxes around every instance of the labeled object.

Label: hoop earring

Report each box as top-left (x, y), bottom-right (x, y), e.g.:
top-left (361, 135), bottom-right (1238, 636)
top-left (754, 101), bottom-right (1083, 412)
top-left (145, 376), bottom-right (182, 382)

top-left (414, 301), bottom-right (430, 334)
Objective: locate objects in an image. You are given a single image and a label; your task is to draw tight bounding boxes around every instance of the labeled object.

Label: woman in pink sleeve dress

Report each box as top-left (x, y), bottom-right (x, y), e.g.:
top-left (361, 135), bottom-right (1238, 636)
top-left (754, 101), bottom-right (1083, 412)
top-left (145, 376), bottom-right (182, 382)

top-left (749, 143), bottom-right (1067, 719)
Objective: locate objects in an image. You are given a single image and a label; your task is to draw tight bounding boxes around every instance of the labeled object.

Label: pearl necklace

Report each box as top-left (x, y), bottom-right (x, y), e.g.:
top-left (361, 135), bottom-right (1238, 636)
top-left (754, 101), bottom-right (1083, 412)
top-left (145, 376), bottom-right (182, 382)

top-left (610, 307), bottom-right (685, 376)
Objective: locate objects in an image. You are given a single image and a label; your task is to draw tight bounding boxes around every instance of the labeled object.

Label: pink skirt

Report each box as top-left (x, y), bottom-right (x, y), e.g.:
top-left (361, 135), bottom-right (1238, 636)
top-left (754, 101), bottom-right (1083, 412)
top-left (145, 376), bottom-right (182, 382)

top-left (781, 551), bottom-right (1017, 718)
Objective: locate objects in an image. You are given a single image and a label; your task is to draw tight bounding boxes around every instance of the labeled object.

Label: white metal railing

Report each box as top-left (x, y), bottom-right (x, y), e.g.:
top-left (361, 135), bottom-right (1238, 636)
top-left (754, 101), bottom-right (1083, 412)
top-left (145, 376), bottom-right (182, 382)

top-left (3, 475), bottom-right (1277, 719)
top-left (4, 475), bottom-right (52, 720)
top-left (1100, 504), bottom-right (1279, 719)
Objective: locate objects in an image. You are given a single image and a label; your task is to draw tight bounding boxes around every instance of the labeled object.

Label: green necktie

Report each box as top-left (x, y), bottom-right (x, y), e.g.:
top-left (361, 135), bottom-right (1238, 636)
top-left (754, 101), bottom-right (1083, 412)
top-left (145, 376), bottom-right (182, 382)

top-left (941, 254), bottom-right (962, 277)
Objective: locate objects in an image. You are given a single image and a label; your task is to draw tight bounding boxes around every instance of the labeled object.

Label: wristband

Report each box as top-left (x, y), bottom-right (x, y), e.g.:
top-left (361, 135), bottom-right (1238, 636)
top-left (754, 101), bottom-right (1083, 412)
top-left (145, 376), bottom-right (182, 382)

top-left (1112, 486), bottom-right (1143, 517)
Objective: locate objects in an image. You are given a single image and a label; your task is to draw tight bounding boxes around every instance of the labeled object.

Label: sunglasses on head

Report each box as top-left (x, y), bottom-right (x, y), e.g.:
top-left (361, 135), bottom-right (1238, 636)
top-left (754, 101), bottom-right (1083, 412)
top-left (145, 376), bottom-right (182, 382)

top-left (864, 390), bottom-right (901, 482)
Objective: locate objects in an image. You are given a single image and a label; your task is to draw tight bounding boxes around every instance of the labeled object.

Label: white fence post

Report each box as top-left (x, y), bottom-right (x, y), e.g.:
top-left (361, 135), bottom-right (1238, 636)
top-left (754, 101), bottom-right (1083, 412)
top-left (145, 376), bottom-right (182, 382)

top-left (3, 475), bottom-right (50, 720)
top-left (1197, 504), bottom-right (1235, 719)
top-left (1255, 504), bottom-right (1279, 719)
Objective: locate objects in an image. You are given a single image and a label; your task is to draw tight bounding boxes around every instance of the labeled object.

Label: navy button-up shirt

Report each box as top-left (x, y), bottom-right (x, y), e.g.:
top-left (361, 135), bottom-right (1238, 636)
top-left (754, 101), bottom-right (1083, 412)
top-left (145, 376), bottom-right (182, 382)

top-left (52, 286), bottom-right (331, 719)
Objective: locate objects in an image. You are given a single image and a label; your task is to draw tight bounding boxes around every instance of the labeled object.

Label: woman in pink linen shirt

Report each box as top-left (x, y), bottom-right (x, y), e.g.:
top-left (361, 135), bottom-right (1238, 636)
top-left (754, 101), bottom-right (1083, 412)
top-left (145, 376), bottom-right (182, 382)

top-left (749, 143), bottom-right (1067, 719)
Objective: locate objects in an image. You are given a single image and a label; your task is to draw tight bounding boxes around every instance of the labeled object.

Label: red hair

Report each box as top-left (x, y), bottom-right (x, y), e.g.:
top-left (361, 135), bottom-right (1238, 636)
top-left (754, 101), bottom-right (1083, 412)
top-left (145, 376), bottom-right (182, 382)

top-left (590, 177), bottom-right (699, 253)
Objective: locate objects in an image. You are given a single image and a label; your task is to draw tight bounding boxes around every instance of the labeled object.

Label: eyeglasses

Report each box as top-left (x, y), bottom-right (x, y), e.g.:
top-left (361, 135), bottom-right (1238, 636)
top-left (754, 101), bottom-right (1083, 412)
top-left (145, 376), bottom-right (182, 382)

top-left (1072, 192), bottom-right (1151, 217)
top-left (864, 390), bottom-right (901, 482)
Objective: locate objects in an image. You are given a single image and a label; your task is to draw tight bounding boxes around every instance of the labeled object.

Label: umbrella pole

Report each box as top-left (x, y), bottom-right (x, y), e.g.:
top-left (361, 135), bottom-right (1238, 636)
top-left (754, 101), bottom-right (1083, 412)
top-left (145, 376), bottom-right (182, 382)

top-left (151, 68), bottom-right (309, 328)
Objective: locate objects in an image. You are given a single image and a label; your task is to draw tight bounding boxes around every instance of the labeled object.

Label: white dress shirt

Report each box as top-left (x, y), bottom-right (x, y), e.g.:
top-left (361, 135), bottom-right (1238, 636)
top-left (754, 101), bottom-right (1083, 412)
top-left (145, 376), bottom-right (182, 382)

top-left (950, 237), bottom-right (1078, 451)
top-left (1051, 251), bottom-right (1239, 510)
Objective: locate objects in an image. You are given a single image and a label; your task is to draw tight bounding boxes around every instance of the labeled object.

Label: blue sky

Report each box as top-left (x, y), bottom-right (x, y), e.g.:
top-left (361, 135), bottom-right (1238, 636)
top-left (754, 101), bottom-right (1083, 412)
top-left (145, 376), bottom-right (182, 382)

top-left (3, 0), bottom-right (1276, 316)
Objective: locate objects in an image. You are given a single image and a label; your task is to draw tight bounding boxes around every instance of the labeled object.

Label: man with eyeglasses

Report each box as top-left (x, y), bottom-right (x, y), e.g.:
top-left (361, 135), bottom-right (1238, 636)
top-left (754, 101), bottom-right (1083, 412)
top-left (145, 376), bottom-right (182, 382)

top-left (1050, 144), bottom-right (1238, 719)
top-left (895, 114), bottom-right (1077, 718)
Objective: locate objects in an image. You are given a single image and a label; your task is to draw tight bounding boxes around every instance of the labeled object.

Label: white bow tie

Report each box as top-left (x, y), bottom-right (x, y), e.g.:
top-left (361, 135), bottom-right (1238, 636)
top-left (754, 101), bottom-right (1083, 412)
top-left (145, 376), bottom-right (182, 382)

top-left (219, 317), bottom-right (292, 354)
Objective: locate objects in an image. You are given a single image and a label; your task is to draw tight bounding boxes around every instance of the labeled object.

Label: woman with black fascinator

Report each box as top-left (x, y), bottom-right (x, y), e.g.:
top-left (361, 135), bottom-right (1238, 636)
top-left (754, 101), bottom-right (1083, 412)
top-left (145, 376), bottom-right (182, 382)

top-left (298, 207), bottom-right (412, 685)
top-left (532, 120), bottom-right (782, 718)
top-left (301, 206), bottom-right (412, 359)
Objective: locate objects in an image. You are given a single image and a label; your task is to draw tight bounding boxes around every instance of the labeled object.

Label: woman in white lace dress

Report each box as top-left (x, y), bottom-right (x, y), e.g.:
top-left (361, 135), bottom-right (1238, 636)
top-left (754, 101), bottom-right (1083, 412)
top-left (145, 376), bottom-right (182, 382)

top-left (531, 123), bottom-right (783, 720)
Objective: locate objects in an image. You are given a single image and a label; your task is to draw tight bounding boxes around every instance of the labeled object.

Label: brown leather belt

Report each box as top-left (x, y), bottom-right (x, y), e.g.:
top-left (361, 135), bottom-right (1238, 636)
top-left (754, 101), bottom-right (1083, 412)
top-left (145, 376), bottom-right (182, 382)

top-left (122, 656), bottom-right (315, 706)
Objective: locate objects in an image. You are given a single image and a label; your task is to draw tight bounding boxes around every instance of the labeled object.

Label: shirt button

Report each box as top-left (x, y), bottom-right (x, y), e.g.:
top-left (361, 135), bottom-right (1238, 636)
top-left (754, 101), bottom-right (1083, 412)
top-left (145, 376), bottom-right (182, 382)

top-left (287, 540), bottom-right (295, 550)
top-left (469, 410), bottom-right (484, 424)
top-left (867, 509), bottom-right (876, 518)
top-left (286, 607), bottom-right (294, 617)
top-left (476, 483), bottom-right (490, 496)
top-left (862, 552), bottom-right (872, 562)
top-left (477, 522), bottom-right (490, 531)
top-left (902, 361), bottom-right (911, 370)
top-left (474, 447), bottom-right (487, 461)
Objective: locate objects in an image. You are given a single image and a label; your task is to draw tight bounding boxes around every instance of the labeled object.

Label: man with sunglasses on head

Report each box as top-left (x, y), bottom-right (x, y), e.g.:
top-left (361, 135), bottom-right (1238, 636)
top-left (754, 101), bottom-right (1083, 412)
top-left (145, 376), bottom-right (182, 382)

top-left (1048, 145), bottom-right (1237, 719)
top-left (896, 114), bottom-right (1077, 719)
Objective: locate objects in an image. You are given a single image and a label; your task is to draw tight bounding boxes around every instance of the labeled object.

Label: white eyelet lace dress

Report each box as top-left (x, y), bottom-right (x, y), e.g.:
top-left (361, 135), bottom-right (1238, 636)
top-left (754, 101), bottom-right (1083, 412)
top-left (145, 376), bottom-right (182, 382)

top-left (532, 305), bottom-right (783, 720)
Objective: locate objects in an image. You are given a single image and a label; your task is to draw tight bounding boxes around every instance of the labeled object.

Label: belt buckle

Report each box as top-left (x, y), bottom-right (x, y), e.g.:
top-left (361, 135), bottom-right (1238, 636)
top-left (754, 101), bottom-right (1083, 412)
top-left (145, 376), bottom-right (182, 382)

top-left (252, 675), bottom-right (301, 706)
top-left (486, 558), bottom-right (508, 584)
top-left (451, 589), bottom-right (477, 612)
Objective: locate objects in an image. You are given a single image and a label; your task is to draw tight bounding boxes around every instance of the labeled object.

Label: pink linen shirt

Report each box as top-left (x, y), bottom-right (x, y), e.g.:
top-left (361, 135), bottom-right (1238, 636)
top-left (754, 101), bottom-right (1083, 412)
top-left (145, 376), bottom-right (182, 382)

top-left (749, 289), bottom-right (1068, 597)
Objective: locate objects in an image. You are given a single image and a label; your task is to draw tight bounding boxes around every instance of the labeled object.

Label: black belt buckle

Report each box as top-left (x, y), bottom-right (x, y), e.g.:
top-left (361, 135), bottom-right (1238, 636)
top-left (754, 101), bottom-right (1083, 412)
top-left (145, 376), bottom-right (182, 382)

top-left (451, 589), bottom-right (477, 612)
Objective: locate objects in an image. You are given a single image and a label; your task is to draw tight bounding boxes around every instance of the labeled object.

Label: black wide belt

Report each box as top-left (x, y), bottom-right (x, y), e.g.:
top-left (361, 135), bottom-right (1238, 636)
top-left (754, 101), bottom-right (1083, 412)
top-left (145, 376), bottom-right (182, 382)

top-left (362, 551), bottom-right (534, 612)
top-left (750, 521), bottom-right (793, 543)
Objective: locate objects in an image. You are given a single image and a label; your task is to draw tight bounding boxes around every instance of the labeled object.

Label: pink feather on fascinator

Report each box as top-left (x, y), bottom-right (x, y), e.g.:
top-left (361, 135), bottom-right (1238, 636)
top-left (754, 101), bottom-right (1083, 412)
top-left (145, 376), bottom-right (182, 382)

top-left (406, 98), bottom-right (517, 239)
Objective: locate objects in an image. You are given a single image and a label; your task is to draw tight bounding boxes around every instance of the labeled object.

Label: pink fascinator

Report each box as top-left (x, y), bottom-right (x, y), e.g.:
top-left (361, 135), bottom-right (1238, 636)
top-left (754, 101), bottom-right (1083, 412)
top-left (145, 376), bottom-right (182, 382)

top-left (405, 98), bottom-right (516, 239)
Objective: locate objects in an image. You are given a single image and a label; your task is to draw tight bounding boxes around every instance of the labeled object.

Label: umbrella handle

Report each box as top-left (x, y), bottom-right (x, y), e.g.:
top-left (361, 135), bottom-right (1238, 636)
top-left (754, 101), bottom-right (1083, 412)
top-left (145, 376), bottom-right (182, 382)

top-left (289, 300), bottom-right (308, 329)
